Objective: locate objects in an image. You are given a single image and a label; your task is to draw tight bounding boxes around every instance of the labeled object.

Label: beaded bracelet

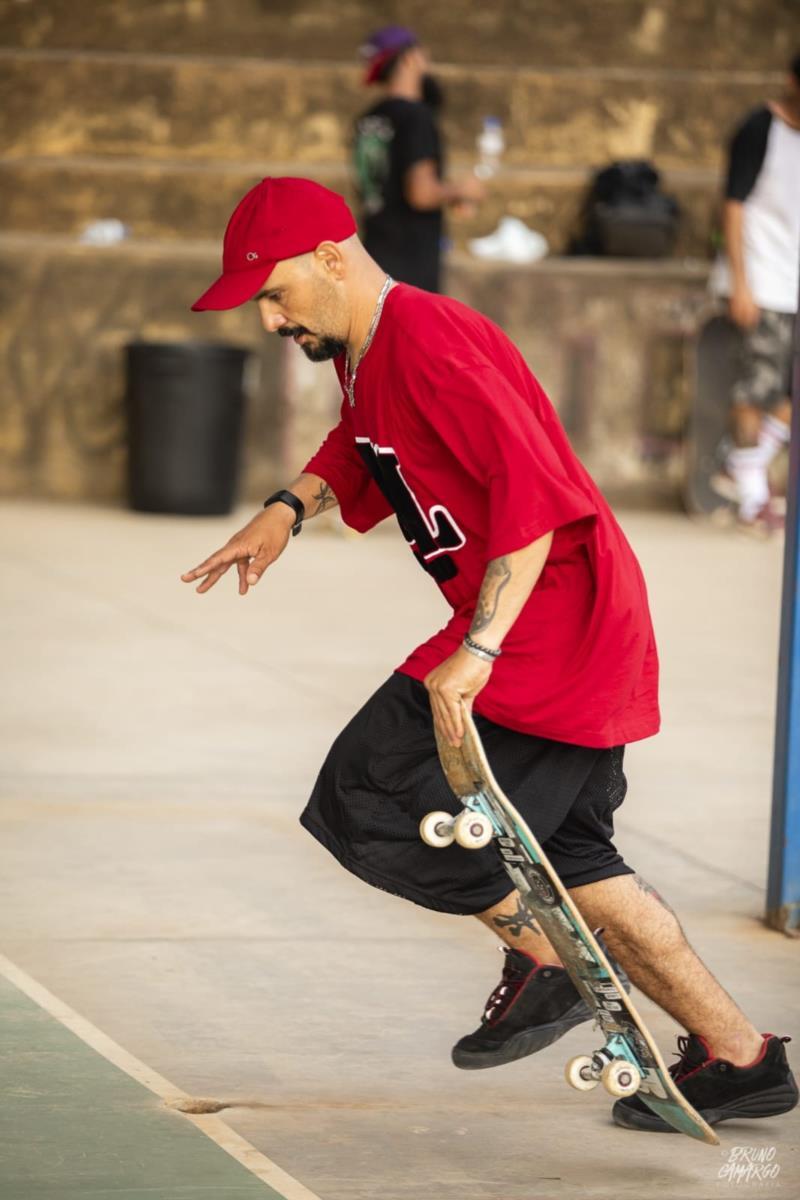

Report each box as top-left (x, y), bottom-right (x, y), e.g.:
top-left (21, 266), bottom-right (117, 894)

top-left (463, 634), bottom-right (502, 663)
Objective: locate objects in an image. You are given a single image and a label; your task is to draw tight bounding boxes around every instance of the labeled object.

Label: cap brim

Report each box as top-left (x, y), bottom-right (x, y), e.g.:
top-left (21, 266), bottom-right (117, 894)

top-left (363, 41), bottom-right (416, 84)
top-left (364, 59), bottom-right (385, 84)
top-left (191, 263), bottom-right (275, 312)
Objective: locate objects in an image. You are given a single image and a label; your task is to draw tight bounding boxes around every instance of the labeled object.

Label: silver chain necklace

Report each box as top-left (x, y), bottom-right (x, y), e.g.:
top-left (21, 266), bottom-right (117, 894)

top-left (344, 275), bottom-right (393, 407)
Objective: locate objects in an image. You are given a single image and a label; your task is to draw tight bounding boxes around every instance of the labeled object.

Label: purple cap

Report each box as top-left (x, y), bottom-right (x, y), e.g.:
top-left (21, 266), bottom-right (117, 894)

top-left (361, 25), bottom-right (418, 84)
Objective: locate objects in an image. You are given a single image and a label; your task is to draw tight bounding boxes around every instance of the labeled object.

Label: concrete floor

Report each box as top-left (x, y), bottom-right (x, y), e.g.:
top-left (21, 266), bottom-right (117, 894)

top-left (0, 500), bottom-right (798, 1199)
top-left (0, 970), bottom-right (294, 1200)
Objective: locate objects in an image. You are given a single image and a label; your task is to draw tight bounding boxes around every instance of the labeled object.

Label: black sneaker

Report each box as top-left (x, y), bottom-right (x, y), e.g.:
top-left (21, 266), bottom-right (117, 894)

top-left (452, 945), bottom-right (629, 1070)
top-left (612, 1033), bottom-right (799, 1132)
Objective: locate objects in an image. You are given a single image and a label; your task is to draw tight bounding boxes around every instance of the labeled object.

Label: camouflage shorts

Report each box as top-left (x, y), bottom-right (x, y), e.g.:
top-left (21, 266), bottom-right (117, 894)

top-left (731, 308), bottom-right (795, 410)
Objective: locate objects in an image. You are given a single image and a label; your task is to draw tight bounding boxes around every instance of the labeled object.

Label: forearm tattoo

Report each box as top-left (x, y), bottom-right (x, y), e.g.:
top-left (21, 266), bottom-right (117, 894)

top-left (471, 555), bottom-right (512, 634)
top-left (633, 874), bottom-right (677, 918)
top-left (492, 898), bottom-right (542, 939)
top-left (311, 481), bottom-right (338, 516)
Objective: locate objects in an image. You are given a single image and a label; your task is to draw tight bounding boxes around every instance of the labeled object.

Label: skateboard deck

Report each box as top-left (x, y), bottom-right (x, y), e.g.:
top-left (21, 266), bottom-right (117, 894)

top-left (426, 712), bottom-right (719, 1145)
top-left (685, 315), bottom-right (742, 517)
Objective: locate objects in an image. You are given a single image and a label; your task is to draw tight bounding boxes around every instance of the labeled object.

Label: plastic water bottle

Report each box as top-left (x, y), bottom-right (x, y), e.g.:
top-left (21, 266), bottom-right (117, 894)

top-left (475, 117), bottom-right (505, 179)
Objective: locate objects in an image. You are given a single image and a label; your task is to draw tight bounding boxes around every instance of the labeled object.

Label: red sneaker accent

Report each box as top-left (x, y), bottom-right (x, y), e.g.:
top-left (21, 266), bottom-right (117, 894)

top-left (739, 1034), bottom-right (771, 1069)
top-left (705, 1033), bottom-right (772, 1070)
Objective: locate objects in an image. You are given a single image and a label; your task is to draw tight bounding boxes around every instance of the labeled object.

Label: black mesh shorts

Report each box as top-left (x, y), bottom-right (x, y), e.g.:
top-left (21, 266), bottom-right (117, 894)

top-left (300, 673), bottom-right (634, 915)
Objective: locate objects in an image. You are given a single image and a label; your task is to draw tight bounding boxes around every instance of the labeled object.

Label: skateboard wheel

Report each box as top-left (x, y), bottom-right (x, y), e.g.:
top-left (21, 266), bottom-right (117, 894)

top-left (565, 1055), bottom-right (599, 1092)
top-left (601, 1059), bottom-right (641, 1098)
top-left (419, 811), bottom-right (456, 848)
top-left (453, 810), bottom-right (494, 850)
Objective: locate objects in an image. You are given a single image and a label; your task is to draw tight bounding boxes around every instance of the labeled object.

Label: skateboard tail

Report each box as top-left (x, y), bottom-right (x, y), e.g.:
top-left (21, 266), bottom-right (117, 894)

top-left (639, 1094), bottom-right (720, 1144)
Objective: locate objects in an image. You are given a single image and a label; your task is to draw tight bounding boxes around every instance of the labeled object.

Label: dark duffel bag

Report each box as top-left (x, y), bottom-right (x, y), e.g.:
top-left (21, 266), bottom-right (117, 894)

top-left (569, 160), bottom-right (680, 257)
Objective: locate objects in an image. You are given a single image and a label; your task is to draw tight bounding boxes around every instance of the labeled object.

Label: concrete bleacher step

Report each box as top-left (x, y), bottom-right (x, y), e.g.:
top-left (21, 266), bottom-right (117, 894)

top-left (0, 155), bottom-right (721, 256)
top-left (0, 48), bottom-right (778, 172)
top-left (1, 0), bottom-right (793, 71)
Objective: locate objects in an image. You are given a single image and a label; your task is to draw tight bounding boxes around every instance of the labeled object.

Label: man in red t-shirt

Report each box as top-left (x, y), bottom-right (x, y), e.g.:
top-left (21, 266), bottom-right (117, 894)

top-left (182, 177), bottom-right (796, 1134)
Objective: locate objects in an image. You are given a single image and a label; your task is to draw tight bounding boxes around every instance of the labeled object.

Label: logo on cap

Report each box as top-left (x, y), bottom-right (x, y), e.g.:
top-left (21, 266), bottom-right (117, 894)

top-left (246, 251), bottom-right (259, 261)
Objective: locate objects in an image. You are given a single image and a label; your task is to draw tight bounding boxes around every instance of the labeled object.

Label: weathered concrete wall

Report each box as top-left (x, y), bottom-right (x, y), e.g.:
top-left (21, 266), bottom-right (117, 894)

top-left (0, 46), bottom-right (780, 258)
top-left (0, 0), bottom-right (795, 69)
top-left (0, 236), bottom-right (709, 506)
top-left (0, 236), bottom-right (283, 504)
top-left (0, 52), bottom-right (778, 170)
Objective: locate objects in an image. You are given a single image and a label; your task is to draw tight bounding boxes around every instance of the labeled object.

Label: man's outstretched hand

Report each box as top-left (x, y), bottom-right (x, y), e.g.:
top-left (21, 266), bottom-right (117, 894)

top-left (181, 506), bottom-right (295, 595)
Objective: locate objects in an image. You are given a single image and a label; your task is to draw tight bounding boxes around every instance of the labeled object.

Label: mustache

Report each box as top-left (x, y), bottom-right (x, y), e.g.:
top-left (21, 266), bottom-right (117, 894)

top-left (274, 324), bottom-right (346, 361)
top-left (277, 325), bottom-right (311, 338)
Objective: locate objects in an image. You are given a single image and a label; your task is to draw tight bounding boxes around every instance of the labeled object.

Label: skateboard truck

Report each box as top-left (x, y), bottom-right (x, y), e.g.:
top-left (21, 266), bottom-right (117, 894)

top-left (565, 1042), bottom-right (642, 1098)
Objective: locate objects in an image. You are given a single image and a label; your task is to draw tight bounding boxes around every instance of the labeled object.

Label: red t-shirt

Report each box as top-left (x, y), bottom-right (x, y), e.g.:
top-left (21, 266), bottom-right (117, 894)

top-left (304, 284), bottom-right (660, 748)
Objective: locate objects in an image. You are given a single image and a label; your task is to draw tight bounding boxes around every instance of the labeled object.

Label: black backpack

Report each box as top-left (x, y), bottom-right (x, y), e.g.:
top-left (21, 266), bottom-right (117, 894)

top-left (569, 160), bottom-right (680, 257)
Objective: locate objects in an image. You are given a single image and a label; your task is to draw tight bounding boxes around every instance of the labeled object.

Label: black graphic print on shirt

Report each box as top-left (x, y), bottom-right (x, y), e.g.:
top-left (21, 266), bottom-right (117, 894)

top-left (355, 437), bottom-right (464, 582)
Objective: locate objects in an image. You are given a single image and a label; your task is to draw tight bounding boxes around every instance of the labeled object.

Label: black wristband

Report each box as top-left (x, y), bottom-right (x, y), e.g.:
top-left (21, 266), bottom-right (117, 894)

top-left (264, 489), bottom-right (304, 536)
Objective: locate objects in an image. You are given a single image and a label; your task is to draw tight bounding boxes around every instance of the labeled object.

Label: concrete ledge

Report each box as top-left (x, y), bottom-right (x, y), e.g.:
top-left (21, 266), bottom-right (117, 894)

top-left (0, 156), bottom-right (723, 256)
top-left (0, 233), bottom-right (711, 505)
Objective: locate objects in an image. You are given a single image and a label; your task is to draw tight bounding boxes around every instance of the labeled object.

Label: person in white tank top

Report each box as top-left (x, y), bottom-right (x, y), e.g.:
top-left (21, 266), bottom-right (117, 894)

top-left (710, 53), bottom-right (800, 530)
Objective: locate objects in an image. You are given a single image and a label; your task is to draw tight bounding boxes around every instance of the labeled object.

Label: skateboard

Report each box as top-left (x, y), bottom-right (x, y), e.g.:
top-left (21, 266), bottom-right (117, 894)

top-left (422, 711), bottom-right (719, 1145)
top-left (684, 315), bottom-right (742, 517)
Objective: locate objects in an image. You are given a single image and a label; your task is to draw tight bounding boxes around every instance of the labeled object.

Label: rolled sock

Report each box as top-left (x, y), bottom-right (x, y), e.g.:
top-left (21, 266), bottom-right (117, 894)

top-left (726, 446), bottom-right (770, 521)
top-left (758, 414), bottom-right (791, 466)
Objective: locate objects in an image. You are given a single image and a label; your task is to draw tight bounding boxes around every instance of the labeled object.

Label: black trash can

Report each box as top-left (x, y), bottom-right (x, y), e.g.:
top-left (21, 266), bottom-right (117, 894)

top-left (126, 340), bottom-right (249, 515)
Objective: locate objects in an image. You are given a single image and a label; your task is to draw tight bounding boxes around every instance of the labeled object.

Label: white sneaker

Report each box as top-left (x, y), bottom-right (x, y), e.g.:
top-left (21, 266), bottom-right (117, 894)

top-left (468, 217), bottom-right (549, 264)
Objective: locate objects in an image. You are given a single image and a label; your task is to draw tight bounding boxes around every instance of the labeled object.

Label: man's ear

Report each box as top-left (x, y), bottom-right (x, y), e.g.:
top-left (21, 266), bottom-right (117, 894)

top-left (314, 241), bottom-right (346, 281)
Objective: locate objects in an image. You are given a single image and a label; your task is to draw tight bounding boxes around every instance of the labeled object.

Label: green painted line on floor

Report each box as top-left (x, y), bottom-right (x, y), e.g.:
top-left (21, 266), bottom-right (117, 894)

top-left (0, 954), bottom-right (320, 1200)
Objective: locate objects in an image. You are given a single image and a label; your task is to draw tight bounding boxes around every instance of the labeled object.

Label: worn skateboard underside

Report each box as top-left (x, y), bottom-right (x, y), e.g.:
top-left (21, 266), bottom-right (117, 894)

top-left (436, 714), bottom-right (718, 1145)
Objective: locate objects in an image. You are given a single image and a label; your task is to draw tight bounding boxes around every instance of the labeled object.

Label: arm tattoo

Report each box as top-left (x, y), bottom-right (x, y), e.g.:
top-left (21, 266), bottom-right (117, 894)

top-left (632, 874), bottom-right (677, 918)
top-left (492, 898), bottom-right (542, 939)
top-left (471, 555), bottom-right (512, 635)
top-left (311, 481), bottom-right (338, 516)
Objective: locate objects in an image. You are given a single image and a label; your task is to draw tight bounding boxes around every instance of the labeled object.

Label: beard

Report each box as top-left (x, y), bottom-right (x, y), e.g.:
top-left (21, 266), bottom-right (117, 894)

top-left (278, 325), bottom-right (346, 362)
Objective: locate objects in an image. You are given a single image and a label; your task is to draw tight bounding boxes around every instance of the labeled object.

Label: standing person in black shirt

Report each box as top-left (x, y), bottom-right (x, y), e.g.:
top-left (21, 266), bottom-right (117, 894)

top-left (354, 25), bottom-right (484, 293)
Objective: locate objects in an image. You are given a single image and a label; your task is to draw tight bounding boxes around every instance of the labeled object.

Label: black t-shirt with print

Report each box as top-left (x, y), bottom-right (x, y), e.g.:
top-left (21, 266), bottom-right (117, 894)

top-left (353, 97), bottom-right (444, 293)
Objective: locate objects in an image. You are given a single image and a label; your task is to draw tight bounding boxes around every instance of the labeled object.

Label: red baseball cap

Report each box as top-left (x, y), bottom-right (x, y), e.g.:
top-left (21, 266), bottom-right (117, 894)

top-left (191, 177), bottom-right (358, 312)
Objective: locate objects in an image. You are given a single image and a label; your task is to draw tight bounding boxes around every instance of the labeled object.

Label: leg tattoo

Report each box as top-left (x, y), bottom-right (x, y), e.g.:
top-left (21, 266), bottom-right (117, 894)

top-left (632, 874), bottom-right (679, 920)
top-left (492, 898), bottom-right (542, 939)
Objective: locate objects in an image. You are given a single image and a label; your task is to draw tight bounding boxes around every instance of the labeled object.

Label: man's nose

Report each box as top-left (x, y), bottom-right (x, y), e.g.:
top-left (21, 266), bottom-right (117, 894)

top-left (258, 304), bottom-right (286, 334)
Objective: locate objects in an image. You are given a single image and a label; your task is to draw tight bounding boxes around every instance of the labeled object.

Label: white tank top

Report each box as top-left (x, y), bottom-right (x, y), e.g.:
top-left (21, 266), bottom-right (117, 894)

top-left (711, 112), bottom-right (800, 314)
